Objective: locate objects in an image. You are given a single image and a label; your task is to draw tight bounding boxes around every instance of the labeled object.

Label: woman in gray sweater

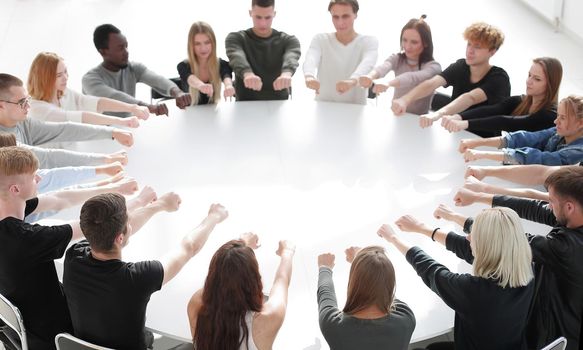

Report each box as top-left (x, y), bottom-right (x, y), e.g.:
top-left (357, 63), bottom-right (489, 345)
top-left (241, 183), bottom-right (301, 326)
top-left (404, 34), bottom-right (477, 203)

top-left (317, 246), bottom-right (415, 350)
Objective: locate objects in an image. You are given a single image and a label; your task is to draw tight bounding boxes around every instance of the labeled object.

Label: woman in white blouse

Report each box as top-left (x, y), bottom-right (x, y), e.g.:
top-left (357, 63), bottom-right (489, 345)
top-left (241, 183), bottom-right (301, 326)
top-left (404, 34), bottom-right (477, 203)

top-left (27, 52), bottom-right (149, 127)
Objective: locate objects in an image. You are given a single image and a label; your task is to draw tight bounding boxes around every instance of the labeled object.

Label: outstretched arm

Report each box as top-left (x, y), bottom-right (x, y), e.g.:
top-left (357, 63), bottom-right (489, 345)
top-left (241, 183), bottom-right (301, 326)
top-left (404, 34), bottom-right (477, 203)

top-left (392, 75), bottom-right (446, 115)
top-left (33, 178), bottom-right (138, 214)
top-left (458, 136), bottom-right (504, 153)
top-left (260, 240), bottom-right (296, 341)
top-left (96, 98), bottom-right (149, 120)
top-left (464, 175), bottom-right (549, 201)
top-left (82, 73), bottom-right (142, 105)
top-left (159, 203), bottom-right (228, 285)
top-left (465, 164), bottom-right (560, 186)
top-left (434, 87), bottom-right (487, 117)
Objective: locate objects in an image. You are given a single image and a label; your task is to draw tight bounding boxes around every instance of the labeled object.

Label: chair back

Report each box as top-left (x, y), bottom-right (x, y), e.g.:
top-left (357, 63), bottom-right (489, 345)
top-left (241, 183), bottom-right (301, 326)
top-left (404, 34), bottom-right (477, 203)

top-left (540, 336), bottom-right (567, 350)
top-left (0, 292), bottom-right (27, 350)
top-left (55, 333), bottom-right (114, 350)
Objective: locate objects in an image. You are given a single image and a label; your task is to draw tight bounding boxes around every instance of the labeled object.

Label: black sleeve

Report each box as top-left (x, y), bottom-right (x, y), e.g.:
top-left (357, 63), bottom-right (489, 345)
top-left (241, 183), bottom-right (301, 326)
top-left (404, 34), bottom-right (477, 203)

top-left (463, 217), bottom-right (474, 234)
top-left (445, 232), bottom-right (475, 264)
top-left (176, 60), bottom-right (191, 88)
top-left (460, 96), bottom-right (521, 120)
top-left (27, 223), bottom-right (73, 261)
top-left (24, 198), bottom-right (39, 216)
top-left (219, 58), bottom-right (233, 80)
top-left (468, 108), bottom-right (557, 133)
top-left (526, 229), bottom-right (571, 267)
top-left (132, 260), bottom-right (164, 294)
top-left (479, 67), bottom-right (511, 104)
top-left (438, 59), bottom-right (464, 88)
top-left (405, 246), bottom-right (471, 312)
top-left (492, 195), bottom-right (557, 226)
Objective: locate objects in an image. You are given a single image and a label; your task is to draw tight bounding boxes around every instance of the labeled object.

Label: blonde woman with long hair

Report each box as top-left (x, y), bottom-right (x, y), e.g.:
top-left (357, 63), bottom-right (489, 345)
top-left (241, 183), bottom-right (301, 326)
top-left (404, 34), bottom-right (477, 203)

top-left (378, 207), bottom-right (534, 350)
top-left (460, 95), bottom-right (583, 165)
top-left (177, 21), bottom-right (235, 105)
top-left (27, 52), bottom-right (149, 127)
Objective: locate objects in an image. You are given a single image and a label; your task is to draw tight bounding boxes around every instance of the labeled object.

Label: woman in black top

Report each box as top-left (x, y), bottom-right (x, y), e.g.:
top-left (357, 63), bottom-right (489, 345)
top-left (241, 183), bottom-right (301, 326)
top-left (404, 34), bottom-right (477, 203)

top-left (177, 21), bottom-right (235, 105)
top-left (441, 57), bottom-right (562, 137)
top-left (378, 207), bottom-right (535, 350)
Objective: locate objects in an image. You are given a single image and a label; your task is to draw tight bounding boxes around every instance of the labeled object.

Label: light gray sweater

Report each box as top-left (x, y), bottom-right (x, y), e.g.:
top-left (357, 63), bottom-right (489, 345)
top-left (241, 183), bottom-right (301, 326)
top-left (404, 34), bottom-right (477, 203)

top-left (82, 62), bottom-right (178, 105)
top-left (0, 118), bottom-right (114, 168)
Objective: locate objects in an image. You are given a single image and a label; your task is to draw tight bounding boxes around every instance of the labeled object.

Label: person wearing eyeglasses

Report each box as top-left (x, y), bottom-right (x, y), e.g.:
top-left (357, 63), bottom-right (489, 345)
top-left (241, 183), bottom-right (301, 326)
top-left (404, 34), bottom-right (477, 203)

top-left (0, 73), bottom-right (133, 168)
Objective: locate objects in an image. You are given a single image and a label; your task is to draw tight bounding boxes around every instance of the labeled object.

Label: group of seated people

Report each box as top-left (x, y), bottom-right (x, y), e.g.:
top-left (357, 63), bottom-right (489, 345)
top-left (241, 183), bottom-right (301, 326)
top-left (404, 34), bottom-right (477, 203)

top-left (0, 0), bottom-right (582, 349)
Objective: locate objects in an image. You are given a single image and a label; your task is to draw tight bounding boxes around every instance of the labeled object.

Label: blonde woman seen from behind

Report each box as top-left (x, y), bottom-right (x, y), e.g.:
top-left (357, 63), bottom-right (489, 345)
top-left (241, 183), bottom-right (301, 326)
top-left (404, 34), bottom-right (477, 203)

top-left (379, 207), bottom-right (534, 350)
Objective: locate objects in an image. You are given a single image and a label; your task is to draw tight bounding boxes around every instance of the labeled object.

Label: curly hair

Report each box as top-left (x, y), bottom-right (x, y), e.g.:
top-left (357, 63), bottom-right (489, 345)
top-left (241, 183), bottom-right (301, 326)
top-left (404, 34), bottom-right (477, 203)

top-left (463, 22), bottom-right (505, 51)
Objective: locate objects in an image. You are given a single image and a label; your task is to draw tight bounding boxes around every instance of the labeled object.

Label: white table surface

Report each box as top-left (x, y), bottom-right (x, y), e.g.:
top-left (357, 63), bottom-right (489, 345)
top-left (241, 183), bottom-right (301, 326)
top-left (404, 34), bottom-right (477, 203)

top-left (56, 100), bottom-right (551, 349)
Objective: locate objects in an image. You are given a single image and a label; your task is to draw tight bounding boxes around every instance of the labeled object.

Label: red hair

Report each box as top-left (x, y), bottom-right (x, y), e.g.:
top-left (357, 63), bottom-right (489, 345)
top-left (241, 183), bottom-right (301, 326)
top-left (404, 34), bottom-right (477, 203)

top-left (28, 52), bottom-right (63, 102)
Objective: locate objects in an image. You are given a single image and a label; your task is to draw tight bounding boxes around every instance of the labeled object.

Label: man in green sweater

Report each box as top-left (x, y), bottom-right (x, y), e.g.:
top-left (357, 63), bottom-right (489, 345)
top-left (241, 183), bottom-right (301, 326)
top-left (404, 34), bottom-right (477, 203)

top-left (226, 0), bottom-right (301, 101)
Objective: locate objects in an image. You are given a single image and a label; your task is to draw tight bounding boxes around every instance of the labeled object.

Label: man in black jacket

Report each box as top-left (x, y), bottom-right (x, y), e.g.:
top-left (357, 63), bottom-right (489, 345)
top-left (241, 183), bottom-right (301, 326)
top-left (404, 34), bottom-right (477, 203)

top-left (452, 166), bottom-right (583, 350)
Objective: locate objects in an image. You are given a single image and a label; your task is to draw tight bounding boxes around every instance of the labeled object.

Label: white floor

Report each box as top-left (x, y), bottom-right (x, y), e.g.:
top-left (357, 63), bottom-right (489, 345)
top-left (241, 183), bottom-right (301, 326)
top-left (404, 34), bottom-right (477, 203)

top-left (1, 1), bottom-right (583, 349)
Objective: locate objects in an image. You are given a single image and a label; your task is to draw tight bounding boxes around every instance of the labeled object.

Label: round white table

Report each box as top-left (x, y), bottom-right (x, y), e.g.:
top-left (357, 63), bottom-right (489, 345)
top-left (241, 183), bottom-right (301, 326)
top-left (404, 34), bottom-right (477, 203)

top-left (59, 100), bottom-right (548, 349)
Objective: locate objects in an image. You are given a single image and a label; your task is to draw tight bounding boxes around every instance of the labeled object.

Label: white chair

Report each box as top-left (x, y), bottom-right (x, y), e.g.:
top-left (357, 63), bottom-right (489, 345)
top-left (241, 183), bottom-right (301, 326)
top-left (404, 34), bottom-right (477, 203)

top-left (540, 336), bottom-right (567, 350)
top-left (54, 333), bottom-right (114, 350)
top-left (0, 292), bottom-right (27, 350)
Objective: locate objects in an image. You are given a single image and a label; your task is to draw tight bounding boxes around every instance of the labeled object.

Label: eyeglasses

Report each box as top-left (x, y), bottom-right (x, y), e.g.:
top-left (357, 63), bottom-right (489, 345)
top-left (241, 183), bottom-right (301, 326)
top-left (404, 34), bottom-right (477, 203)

top-left (0, 96), bottom-right (31, 109)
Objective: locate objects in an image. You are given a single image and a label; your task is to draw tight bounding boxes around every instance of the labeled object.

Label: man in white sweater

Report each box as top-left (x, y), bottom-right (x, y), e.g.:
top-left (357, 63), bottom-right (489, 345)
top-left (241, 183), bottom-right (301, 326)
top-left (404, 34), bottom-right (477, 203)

top-left (303, 0), bottom-right (378, 105)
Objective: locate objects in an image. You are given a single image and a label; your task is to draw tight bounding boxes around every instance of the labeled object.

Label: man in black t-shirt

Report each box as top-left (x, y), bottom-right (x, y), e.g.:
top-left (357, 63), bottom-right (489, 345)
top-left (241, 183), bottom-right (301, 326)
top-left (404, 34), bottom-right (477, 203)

top-left (63, 193), bottom-right (227, 349)
top-left (0, 146), bottom-right (139, 349)
top-left (392, 22), bottom-right (510, 127)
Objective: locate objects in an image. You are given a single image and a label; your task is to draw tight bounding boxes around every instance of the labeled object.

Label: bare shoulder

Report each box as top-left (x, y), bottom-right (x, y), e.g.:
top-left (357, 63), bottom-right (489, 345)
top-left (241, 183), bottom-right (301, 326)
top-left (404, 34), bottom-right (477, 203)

top-left (187, 289), bottom-right (203, 314)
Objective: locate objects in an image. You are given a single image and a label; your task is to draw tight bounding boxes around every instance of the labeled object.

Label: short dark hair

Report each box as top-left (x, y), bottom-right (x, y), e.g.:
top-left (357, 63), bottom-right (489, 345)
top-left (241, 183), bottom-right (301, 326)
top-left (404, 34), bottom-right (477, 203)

top-left (0, 74), bottom-right (23, 100)
top-left (93, 24), bottom-right (121, 51)
top-left (252, 0), bottom-right (274, 8)
top-left (545, 166), bottom-right (583, 209)
top-left (328, 0), bottom-right (359, 14)
top-left (80, 193), bottom-right (128, 252)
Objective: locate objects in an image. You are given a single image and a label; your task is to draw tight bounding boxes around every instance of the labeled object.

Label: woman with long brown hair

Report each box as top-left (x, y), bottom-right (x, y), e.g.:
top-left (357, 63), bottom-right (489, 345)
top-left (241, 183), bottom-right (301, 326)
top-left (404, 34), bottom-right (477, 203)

top-left (177, 21), bottom-right (235, 105)
top-left (359, 15), bottom-right (441, 115)
top-left (188, 233), bottom-right (295, 349)
top-left (441, 57), bottom-right (563, 137)
top-left (28, 52), bottom-right (148, 126)
top-left (317, 246), bottom-right (415, 349)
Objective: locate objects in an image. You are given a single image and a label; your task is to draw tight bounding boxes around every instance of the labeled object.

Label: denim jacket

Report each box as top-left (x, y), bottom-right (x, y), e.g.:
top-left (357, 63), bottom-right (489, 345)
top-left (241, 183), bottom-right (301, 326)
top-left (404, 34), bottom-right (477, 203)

top-left (501, 127), bottom-right (583, 165)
